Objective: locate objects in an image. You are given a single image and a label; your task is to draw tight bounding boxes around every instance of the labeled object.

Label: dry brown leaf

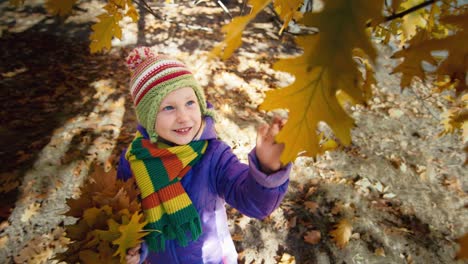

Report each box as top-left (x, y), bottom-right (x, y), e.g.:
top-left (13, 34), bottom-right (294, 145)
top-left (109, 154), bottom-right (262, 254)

top-left (279, 253), bottom-right (296, 264)
top-left (14, 227), bottom-right (69, 263)
top-left (330, 219), bottom-right (352, 249)
top-left (305, 186), bottom-right (318, 198)
top-left (375, 247), bottom-right (386, 256)
top-left (20, 202), bottom-right (41, 223)
top-left (288, 216), bottom-right (297, 228)
top-left (303, 230), bottom-right (321, 245)
top-left (0, 235), bottom-right (8, 249)
top-left (456, 233), bottom-right (468, 260)
top-left (304, 201), bottom-right (319, 213)
top-left (232, 233), bottom-right (243, 242)
top-left (331, 201), bottom-right (344, 215)
top-left (443, 176), bottom-right (465, 195)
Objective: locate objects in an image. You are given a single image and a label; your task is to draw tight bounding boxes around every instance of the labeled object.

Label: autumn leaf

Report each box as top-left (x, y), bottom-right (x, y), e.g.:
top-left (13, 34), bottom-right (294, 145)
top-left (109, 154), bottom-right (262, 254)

top-left (9, 0), bottom-right (24, 7)
top-left (89, 6), bottom-right (123, 53)
top-left (330, 219), bottom-right (352, 249)
top-left (456, 233), bottom-right (468, 260)
top-left (20, 202), bottom-right (41, 223)
top-left (59, 165), bottom-right (144, 262)
top-left (45, 0), bottom-right (77, 16)
top-left (375, 247), bottom-right (386, 256)
top-left (400, 0), bottom-right (429, 40)
top-left (303, 230), bottom-right (321, 245)
top-left (126, 0), bottom-right (139, 22)
top-left (439, 94), bottom-right (468, 143)
top-left (112, 211), bottom-right (148, 262)
top-left (391, 0), bottom-right (404, 13)
top-left (391, 30), bottom-right (436, 88)
top-left (210, 0), bottom-right (272, 60)
top-left (83, 205), bottom-right (113, 227)
top-left (279, 253), bottom-right (296, 264)
top-left (392, 11), bottom-right (467, 93)
top-left (304, 201), bottom-right (319, 213)
top-left (273, 0), bottom-right (304, 35)
top-left (260, 0), bottom-right (383, 163)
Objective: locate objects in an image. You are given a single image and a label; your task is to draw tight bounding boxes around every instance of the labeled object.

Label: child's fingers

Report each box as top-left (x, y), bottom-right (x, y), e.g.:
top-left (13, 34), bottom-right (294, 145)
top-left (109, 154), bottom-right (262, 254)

top-left (127, 244), bottom-right (141, 255)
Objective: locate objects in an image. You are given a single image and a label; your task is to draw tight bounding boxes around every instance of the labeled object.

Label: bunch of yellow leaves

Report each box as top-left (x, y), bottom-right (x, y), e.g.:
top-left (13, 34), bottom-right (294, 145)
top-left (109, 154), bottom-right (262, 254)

top-left (56, 165), bottom-right (148, 263)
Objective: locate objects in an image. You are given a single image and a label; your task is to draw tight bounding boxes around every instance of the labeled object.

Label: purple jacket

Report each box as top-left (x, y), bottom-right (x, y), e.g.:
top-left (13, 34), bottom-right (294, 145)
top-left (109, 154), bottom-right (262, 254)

top-left (117, 116), bottom-right (291, 264)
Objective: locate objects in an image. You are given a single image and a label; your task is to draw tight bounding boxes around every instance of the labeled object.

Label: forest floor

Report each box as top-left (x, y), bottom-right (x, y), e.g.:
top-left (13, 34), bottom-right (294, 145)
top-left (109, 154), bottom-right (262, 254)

top-left (0, 0), bottom-right (467, 263)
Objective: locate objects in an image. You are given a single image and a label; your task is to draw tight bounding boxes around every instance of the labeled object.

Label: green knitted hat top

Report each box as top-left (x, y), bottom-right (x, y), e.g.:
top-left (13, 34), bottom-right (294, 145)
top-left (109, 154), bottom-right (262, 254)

top-left (126, 47), bottom-right (212, 142)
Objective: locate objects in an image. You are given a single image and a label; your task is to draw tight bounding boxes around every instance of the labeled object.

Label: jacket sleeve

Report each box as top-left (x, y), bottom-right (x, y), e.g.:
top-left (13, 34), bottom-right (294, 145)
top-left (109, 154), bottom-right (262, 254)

top-left (213, 142), bottom-right (291, 219)
top-left (116, 148), bottom-right (132, 181)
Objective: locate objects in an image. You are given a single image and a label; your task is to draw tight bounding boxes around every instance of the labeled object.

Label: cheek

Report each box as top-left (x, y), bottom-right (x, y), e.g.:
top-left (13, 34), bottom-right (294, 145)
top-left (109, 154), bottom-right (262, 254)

top-left (155, 114), bottom-right (170, 131)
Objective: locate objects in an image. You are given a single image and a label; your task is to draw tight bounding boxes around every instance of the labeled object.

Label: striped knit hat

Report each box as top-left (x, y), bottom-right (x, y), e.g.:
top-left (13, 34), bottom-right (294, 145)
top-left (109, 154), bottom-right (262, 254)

top-left (126, 46), bottom-right (212, 143)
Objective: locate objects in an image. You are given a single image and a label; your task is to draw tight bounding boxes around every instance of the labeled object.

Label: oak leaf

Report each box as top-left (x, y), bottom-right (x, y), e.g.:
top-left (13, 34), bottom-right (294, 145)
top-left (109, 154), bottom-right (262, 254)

top-left (273, 0), bottom-right (304, 35)
top-left (112, 212), bottom-right (148, 262)
top-left (391, 30), bottom-right (436, 88)
top-left (260, 0), bottom-right (383, 163)
top-left (439, 94), bottom-right (468, 143)
top-left (210, 0), bottom-right (272, 60)
top-left (392, 12), bottom-right (467, 93)
top-left (45, 0), bottom-right (77, 16)
top-left (400, 0), bottom-right (428, 40)
top-left (329, 219), bottom-right (352, 249)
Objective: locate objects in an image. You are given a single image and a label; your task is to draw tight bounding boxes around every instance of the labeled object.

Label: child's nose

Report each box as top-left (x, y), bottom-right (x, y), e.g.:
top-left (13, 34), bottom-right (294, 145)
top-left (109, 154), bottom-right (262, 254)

top-left (176, 108), bottom-right (189, 122)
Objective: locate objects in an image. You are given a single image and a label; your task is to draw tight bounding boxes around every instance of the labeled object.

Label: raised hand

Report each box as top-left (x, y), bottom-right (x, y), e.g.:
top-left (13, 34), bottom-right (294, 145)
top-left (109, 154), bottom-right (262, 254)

top-left (255, 116), bottom-right (286, 174)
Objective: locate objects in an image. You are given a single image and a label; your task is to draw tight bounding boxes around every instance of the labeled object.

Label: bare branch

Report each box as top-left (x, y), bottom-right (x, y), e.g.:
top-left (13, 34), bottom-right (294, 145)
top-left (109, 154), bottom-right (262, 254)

top-left (384, 0), bottom-right (437, 22)
top-left (134, 0), bottom-right (162, 20)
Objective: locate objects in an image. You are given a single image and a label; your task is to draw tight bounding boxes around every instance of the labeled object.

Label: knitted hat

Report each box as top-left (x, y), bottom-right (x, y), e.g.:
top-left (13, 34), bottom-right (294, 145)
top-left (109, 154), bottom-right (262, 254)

top-left (126, 47), bottom-right (212, 143)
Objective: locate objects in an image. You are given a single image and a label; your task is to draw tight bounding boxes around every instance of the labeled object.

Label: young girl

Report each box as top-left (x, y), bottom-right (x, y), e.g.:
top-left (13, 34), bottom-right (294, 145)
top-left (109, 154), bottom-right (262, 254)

top-left (118, 47), bottom-right (291, 264)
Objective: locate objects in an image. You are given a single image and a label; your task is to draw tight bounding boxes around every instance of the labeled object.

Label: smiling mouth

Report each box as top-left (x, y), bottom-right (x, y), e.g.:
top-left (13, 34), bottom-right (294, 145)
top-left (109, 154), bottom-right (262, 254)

top-left (174, 127), bottom-right (192, 133)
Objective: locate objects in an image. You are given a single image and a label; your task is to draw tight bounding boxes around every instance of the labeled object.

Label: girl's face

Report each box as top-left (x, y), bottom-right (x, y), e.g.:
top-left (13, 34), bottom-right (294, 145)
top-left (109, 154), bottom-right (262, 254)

top-left (155, 87), bottom-right (202, 145)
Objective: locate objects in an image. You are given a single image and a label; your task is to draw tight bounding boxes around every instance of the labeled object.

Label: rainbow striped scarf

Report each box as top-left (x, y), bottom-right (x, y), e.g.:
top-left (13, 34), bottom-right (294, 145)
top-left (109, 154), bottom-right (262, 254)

top-left (125, 131), bottom-right (208, 252)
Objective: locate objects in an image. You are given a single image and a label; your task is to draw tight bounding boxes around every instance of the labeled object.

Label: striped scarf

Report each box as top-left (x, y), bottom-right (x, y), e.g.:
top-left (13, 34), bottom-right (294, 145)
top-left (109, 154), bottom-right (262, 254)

top-left (125, 131), bottom-right (208, 252)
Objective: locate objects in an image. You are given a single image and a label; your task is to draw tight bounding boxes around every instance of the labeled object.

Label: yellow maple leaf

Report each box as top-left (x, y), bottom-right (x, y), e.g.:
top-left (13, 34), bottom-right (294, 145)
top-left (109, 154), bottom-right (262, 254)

top-left (89, 9), bottom-right (123, 53)
top-left (210, 0), bottom-right (272, 60)
top-left (45, 0), bottom-right (77, 17)
top-left (329, 218), bottom-right (352, 249)
top-left (260, 0), bottom-right (383, 163)
top-left (273, 0), bottom-right (304, 35)
top-left (112, 212), bottom-right (148, 262)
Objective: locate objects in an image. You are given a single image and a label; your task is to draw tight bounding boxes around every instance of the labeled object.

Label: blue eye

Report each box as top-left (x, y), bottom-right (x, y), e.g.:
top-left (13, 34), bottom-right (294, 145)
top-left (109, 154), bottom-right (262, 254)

top-left (162, 105), bottom-right (174, 111)
top-left (187, 100), bottom-right (196, 106)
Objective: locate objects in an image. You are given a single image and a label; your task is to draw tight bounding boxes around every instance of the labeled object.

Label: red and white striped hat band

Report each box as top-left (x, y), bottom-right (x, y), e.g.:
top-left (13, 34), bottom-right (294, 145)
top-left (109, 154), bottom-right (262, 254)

top-left (130, 56), bottom-right (193, 106)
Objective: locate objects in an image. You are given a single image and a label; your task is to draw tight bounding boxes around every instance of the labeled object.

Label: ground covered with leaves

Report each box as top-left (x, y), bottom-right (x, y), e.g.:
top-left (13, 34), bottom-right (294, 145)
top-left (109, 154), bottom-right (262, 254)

top-left (0, 0), bottom-right (466, 263)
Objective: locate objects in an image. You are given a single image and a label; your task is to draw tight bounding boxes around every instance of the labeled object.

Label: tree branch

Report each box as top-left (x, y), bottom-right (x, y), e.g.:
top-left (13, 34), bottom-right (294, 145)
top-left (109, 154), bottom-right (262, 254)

top-left (384, 0), bottom-right (438, 22)
top-left (134, 0), bottom-right (162, 20)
